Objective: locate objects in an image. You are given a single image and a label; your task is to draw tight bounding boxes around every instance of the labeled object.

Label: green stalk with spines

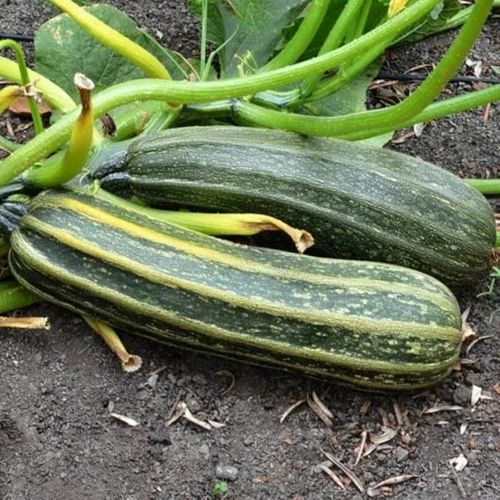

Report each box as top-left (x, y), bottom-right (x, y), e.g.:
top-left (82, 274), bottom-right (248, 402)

top-left (233, 0), bottom-right (494, 139)
top-left (0, 0), bottom-right (442, 187)
top-left (263, 0), bottom-right (331, 71)
top-left (0, 280), bottom-right (42, 313)
top-left (0, 40), bottom-right (44, 135)
top-left (22, 74), bottom-right (96, 188)
top-left (48, 0), bottom-right (172, 80)
top-left (299, 0), bottom-right (366, 100)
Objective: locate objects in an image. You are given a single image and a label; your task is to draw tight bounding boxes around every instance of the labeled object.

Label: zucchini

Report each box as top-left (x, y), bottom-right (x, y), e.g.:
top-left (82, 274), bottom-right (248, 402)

top-left (96, 126), bottom-right (496, 288)
top-left (8, 187), bottom-right (463, 392)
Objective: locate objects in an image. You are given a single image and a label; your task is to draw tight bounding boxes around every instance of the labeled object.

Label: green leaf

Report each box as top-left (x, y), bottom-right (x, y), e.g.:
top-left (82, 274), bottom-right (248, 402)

top-left (395, 0), bottom-right (463, 44)
top-left (189, 0), bottom-right (309, 77)
top-left (34, 5), bottom-right (194, 100)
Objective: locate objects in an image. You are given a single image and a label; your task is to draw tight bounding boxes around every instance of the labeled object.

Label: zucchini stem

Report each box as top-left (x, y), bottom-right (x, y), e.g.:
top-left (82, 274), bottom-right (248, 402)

top-left (22, 74), bottom-right (96, 188)
top-left (299, 0), bottom-right (366, 99)
top-left (48, 0), bottom-right (172, 80)
top-left (94, 188), bottom-right (314, 253)
top-left (263, 0), bottom-right (331, 72)
top-left (0, 280), bottom-right (42, 314)
top-left (83, 316), bottom-right (143, 372)
top-left (465, 179), bottom-right (500, 196)
top-left (0, 135), bottom-right (22, 153)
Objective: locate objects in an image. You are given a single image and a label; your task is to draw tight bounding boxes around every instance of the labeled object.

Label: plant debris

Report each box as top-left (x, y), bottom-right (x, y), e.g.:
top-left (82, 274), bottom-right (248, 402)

top-left (279, 399), bottom-right (306, 424)
top-left (110, 412), bottom-right (140, 427)
top-left (421, 405), bottom-right (463, 415)
top-left (318, 464), bottom-right (346, 490)
top-left (367, 474), bottom-right (419, 497)
top-left (320, 449), bottom-right (364, 493)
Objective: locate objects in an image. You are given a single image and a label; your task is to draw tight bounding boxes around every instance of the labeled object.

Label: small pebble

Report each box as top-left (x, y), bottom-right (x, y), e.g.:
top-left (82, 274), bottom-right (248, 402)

top-left (395, 446), bottom-right (409, 462)
top-left (243, 436), bottom-right (254, 447)
top-left (453, 385), bottom-right (472, 405)
top-left (186, 397), bottom-right (202, 413)
top-left (216, 464), bottom-right (239, 481)
top-left (199, 443), bottom-right (210, 458)
top-left (466, 450), bottom-right (479, 464)
top-left (192, 374), bottom-right (207, 385)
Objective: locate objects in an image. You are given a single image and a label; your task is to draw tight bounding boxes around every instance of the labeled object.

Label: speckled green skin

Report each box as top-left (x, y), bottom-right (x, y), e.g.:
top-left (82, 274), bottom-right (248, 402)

top-left (114, 126), bottom-right (496, 288)
top-left (9, 188), bottom-right (463, 392)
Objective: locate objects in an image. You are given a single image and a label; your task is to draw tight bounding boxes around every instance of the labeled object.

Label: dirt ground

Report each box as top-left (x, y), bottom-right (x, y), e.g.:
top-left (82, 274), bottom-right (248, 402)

top-left (1, 2), bottom-right (499, 499)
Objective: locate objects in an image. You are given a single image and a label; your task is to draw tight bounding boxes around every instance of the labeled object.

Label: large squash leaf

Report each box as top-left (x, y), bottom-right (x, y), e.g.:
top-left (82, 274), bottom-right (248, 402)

top-left (188, 0), bottom-right (309, 77)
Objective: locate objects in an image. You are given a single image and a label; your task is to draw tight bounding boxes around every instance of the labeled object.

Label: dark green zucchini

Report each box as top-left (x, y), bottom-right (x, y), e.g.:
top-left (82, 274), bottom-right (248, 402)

top-left (96, 126), bottom-right (496, 288)
top-left (8, 187), bottom-right (463, 392)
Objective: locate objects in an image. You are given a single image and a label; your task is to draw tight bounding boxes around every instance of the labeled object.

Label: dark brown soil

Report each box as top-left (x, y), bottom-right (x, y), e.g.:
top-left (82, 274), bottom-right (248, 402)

top-left (1, 2), bottom-right (499, 499)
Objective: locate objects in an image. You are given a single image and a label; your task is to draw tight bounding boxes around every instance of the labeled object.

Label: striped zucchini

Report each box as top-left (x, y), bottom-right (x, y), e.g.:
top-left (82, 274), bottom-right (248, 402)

top-left (96, 126), bottom-right (496, 288)
top-left (7, 187), bottom-right (463, 392)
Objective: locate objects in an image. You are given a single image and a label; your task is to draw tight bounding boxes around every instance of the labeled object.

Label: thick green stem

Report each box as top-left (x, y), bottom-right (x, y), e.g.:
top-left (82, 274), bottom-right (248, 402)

top-left (300, 0), bottom-right (366, 98)
top-left (0, 281), bottom-right (42, 314)
top-left (0, 135), bottom-right (22, 153)
top-left (264, 0), bottom-right (331, 71)
top-left (496, 232), bottom-right (500, 248)
top-left (465, 179), bottom-right (500, 195)
top-left (0, 40), bottom-right (44, 135)
top-left (49, 0), bottom-right (171, 80)
top-left (234, 0), bottom-right (493, 139)
top-left (0, 0), bottom-right (441, 186)
top-left (350, 0), bottom-right (372, 40)
top-left (111, 101), bottom-right (161, 140)
top-left (0, 56), bottom-right (75, 112)
top-left (300, 42), bottom-right (386, 105)
top-left (200, 0), bottom-right (209, 79)
top-left (140, 104), bottom-right (182, 135)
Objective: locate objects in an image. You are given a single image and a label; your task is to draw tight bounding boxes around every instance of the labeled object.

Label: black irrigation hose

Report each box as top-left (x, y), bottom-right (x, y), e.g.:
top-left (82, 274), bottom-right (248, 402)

top-left (0, 33), bottom-right (34, 42)
top-left (376, 71), bottom-right (500, 85)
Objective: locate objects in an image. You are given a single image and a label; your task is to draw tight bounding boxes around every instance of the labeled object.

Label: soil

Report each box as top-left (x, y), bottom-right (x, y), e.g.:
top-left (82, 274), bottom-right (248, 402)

top-left (1, 2), bottom-right (499, 499)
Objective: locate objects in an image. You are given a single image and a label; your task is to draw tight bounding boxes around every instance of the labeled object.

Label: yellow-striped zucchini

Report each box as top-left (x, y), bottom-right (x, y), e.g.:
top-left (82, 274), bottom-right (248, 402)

top-left (8, 187), bottom-right (463, 392)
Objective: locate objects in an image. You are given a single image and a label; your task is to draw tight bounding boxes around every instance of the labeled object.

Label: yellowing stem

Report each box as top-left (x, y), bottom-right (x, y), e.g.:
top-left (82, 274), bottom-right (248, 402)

top-left (95, 190), bottom-right (315, 253)
top-left (83, 316), bottom-right (142, 372)
top-left (49, 0), bottom-right (172, 80)
top-left (23, 73), bottom-right (96, 188)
